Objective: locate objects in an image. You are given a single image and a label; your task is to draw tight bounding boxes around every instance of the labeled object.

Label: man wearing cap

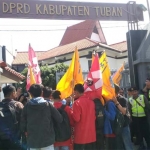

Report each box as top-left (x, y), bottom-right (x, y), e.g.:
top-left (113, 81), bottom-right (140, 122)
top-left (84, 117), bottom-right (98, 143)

top-left (143, 78), bottom-right (150, 102)
top-left (128, 87), bottom-right (150, 149)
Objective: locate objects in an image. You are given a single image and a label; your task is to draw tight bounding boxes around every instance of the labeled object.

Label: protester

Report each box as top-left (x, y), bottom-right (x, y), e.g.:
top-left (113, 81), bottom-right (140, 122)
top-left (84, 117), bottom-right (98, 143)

top-left (16, 87), bottom-right (22, 101)
top-left (128, 87), bottom-right (150, 150)
top-left (18, 92), bottom-right (30, 106)
top-left (51, 90), bottom-right (74, 150)
top-left (65, 96), bottom-right (72, 107)
top-left (0, 85), bottom-right (23, 149)
top-left (113, 88), bottom-right (133, 150)
top-left (128, 88), bottom-right (133, 98)
top-left (43, 86), bottom-right (53, 102)
top-left (93, 97), bottom-right (105, 150)
top-left (104, 98), bottom-right (117, 150)
top-left (21, 84), bottom-right (63, 150)
top-left (72, 84), bottom-right (96, 150)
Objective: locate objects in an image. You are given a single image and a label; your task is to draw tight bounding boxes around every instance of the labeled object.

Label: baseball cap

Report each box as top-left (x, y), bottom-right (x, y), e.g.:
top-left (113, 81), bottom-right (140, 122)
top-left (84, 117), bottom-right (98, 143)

top-left (130, 87), bottom-right (138, 91)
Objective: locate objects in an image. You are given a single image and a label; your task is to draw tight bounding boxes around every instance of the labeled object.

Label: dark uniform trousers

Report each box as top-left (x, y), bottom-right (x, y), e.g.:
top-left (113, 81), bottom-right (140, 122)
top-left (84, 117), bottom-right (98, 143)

top-left (132, 116), bottom-right (150, 148)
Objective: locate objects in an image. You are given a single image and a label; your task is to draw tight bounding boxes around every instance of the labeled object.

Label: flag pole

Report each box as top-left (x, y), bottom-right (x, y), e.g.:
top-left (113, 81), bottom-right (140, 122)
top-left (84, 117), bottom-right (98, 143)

top-left (72, 46), bottom-right (77, 104)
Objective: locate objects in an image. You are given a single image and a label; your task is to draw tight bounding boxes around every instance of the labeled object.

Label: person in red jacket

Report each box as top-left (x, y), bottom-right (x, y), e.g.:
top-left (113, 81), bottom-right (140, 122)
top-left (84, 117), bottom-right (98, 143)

top-left (52, 90), bottom-right (74, 150)
top-left (72, 84), bottom-right (96, 150)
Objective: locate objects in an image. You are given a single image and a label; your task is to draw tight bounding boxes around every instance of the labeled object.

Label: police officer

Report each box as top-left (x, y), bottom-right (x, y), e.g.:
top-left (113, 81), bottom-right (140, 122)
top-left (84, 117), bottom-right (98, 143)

top-left (128, 87), bottom-right (150, 150)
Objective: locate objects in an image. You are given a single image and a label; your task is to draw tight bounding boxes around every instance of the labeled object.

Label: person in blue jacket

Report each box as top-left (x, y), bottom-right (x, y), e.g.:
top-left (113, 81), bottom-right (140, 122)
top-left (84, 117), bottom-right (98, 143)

top-left (104, 100), bottom-right (117, 150)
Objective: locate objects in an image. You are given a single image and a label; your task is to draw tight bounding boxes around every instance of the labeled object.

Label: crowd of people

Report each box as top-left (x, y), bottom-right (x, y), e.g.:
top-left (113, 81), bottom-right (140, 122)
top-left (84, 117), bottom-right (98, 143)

top-left (0, 77), bottom-right (150, 150)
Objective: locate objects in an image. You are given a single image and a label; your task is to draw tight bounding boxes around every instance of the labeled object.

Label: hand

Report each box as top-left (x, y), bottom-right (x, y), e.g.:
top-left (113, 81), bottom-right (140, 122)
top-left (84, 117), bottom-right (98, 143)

top-left (19, 96), bottom-right (24, 102)
top-left (15, 102), bottom-right (24, 109)
top-left (112, 97), bottom-right (118, 104)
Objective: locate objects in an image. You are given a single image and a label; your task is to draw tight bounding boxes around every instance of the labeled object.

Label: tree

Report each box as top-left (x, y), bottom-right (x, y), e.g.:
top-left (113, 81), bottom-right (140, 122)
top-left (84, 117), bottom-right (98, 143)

top-left (19, 63), bottom-right (68, 92)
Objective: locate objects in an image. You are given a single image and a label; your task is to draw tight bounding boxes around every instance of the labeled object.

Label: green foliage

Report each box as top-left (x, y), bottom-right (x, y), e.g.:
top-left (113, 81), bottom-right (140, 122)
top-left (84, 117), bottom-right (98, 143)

top-left (19, 63), bottom-right (68, 92)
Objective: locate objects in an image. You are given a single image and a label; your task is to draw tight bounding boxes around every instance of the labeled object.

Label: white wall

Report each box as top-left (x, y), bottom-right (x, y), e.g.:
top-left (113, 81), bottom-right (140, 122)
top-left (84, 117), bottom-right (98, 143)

top-left (116, 58), bottom-right (128, 69)
top-left (90, 32), bottom-right (100, 42)
top-left (50, 57), bottom-right (89, 72)
top-left (49, 56), bottom-right (127, 73)
top-left (107, 57), bottom-right (127, 70)
top-left (0, 46), bottom-right (2, 61)
top-left (6, 49), bottom-right (14, 66)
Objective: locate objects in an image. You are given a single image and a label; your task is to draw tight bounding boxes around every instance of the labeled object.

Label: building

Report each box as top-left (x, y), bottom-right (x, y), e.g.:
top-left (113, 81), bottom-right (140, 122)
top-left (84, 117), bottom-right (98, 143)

top-left (12, 51), bottom-right (44, 72)
top-left (12, 20), bottom-right (128, 86)
top-left (0, 46), bottom-right (25, 100)
top-left (60, 20), bottom-right (107, 46)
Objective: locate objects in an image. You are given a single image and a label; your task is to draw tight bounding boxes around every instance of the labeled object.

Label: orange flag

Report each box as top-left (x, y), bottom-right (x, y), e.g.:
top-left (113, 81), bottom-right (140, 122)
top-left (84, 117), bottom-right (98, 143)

top-left (57, 47), bottom-right (84, 99)
top-left (113, 63), bottom-right (125, 85)
top-left (29, 66), bottom-right (36, 85)
top-left (99, 52), bottom-right (115, 101)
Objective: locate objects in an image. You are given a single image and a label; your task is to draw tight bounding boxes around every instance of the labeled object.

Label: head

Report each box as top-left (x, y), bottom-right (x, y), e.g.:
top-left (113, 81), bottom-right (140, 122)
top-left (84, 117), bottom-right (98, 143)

top-left (16, 87), bottom-right (22, 97)
top-left (51, 90), bottom-right (61, 101)
top-left (119, 88), bottom-right (124, 96)
top-left (28, 84), bottom-right (43, 98)
top-left (65, 96), bottom-right (72, 103)
top-left (43, 86), bottom-right (52, 100)
top-left (127, 88), bottom-right (132, 97)
top-left (145, 77), bottom-right (150, 89)
top-left (16, 87), bottom-right (22, 93)
top-left (2, 85), bottom-right (17, 99)
top-left (74, 84), bottom-right (84, 99)
top-left (130, 87), bottom-right (139, 98)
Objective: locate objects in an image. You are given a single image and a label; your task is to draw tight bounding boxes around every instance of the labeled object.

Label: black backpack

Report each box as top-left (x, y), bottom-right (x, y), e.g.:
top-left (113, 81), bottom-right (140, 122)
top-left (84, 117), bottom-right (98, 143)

top-left (0, 100), bottom-right (18, 140)
top-left (93, 98), bottom-right (104, 134)
top-left (106, 101), bottom-right (124, 135)
top-left (53, 105), bottom-right (71, 142)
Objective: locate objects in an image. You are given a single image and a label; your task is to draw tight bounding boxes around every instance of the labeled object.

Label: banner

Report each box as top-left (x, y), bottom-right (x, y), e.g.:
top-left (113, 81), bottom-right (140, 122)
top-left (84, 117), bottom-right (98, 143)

top-left (26, 44), bottom-right (42, 90)
top-left (57, 47), bottom-right (84, 99)
top-left (99, 52), bottom-right (115, 100)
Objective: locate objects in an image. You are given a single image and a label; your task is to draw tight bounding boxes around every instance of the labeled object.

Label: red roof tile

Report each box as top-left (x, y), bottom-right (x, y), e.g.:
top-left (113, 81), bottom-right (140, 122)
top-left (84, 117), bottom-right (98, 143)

top-left (4, 67), bottom-right (25, 80)
top-left (109, 41), bottom-right (127, 52)
top-left (12, 51), bottom-right (44, 65)
top-left (39, 38), bottom-right (100, 61)
top-left (59, 20), bottom-right (106, 46)
top-left (0, 61), bottom-right (7, 67)
top-left (0, 61), bottom-right (25, 80)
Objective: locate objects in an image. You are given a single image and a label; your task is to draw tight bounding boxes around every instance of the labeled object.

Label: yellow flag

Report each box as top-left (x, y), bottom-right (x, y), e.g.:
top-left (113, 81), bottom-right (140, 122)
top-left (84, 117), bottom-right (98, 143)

top-left (29, 66), bottom-right (36, 85)
top-left (113, 63), bottom-right (124, 85)
top-left (56, 47), bottom-right (84, 99)
top-left (99, 52), bottom-right (115, 101)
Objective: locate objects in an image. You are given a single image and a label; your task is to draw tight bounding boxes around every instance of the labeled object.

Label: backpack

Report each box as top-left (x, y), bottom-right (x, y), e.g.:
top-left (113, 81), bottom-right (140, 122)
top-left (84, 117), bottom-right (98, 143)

top-left (0, 100), bottom-right (18, 140)
top-left (53, 105), bottom-right (71, 142)
top-left (106, 101), bottom-right (124, 135)
top-left (93, 98), bottom-right (104, 134)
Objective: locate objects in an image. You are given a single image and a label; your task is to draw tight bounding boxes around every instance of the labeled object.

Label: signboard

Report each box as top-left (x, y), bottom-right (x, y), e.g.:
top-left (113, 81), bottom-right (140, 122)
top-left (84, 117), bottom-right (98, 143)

top-left (0, 0), bottom-right (144, 21)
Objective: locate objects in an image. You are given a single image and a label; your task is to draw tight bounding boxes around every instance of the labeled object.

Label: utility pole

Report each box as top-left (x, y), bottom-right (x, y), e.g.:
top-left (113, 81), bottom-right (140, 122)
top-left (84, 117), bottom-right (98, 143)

top-left (146, 0), bottom-right (150, 21)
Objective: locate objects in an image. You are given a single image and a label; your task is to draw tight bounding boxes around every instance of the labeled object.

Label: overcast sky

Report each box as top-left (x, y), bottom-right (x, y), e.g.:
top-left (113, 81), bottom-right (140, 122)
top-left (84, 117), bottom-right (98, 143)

top-left (0, 0), bottom-right (149, 53)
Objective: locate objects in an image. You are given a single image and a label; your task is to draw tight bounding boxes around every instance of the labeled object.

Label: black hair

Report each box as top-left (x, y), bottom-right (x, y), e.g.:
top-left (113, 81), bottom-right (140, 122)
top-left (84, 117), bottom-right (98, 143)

top-left (3, 85), bottom-right (16, 97)
top-left (127, 88), bottom-right (131, 92)
top-left (52, 90), bottom-right (61, 99)
top-left (74, 84), bottom-right (84, 93)
top-left (43, 86), bottom-right (52, 98)
top-left (28, 84), bottom-right (43, 97)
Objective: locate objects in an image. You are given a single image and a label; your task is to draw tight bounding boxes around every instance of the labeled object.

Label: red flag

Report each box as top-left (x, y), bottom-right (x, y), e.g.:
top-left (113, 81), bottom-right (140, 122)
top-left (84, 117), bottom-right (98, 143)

top-left (26, 44), bottom-right (42, 90)
top-left (84, 54), bottom-right (103, 100)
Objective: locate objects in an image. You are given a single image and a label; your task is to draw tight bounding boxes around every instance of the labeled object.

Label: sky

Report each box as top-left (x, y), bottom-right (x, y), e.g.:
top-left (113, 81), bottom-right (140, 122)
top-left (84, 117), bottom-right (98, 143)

top-left (0, 0), bottom-right (149, 53)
